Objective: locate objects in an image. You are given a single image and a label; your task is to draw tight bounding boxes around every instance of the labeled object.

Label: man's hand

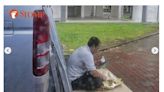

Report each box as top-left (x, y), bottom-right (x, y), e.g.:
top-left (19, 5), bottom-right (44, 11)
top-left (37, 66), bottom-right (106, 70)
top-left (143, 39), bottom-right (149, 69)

top-left (90, 70), bottom-right (107, 81)
top-left (94, 60), bottom-right (101, 67)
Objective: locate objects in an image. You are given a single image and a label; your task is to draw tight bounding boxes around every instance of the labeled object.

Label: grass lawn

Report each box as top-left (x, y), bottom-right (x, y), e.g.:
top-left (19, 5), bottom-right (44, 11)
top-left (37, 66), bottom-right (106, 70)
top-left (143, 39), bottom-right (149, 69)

top-left (56, 23), bottom-right (158, 51)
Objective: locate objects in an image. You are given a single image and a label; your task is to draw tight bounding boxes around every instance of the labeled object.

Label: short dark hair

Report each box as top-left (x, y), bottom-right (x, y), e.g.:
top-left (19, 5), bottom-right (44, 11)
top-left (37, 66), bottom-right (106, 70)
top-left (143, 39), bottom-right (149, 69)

top-left (87, 36), bottom-right (100, 47)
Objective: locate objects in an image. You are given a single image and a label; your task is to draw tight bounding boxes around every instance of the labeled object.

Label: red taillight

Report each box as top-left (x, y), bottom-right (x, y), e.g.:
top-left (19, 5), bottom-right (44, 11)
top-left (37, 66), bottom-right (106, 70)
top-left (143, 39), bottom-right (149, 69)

top-left (33, 10), bottom-right (50, 76)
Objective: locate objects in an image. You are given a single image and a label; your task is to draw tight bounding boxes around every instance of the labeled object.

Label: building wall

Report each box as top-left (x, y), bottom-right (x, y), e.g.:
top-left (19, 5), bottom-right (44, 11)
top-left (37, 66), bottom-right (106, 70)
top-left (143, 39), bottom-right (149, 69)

top-left (132, 6), bottom-right (143, 22)
top-left (52, 6), bottom-right (61, 21)
top-left (60, 6), bottom-right (67, 21)
top-left (83, 6), bottom-right (92, 17)
top-left (82, 6), bottom-right (104, 18)
top-left (145, 6), bottom-right (159, 22)
top-left (51, 6), bottom-right (159, 23)
top-left (111, 6), bottom-right (122, 19)
top-left (95, 6), bottom-right (104, 18)
top-left (81, 6), bottom-right (105, 18)
top-left (132, 6), bottom-right (159, 23)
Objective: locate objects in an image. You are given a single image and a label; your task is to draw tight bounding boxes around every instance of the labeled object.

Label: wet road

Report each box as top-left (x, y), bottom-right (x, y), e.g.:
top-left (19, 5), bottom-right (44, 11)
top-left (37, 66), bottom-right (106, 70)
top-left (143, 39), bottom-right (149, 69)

top-left (96, 34), bottom-right (159, 92)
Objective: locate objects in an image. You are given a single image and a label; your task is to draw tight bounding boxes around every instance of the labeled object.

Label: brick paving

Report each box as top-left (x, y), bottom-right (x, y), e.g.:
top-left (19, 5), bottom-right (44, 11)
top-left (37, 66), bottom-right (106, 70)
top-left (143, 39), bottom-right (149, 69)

top-left (95, 34), bottom-right (159, 92)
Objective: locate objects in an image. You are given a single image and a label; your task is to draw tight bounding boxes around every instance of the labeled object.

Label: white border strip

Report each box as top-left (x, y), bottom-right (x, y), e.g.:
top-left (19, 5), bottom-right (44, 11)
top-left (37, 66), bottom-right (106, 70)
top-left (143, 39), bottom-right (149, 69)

top-left (3, 0), bottom-right (160, 5)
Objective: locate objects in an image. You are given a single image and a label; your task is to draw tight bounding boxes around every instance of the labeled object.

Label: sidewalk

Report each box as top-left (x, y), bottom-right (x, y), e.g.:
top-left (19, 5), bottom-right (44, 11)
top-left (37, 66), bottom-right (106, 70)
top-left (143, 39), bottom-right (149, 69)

top-left (65, 20), bottom-right (135, 23)
top-left (96, 34), bottom-right (159, 92)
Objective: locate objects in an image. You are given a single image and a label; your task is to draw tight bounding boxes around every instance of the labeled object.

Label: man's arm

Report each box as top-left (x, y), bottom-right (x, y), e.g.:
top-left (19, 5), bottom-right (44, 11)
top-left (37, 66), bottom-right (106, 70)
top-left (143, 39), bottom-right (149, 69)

top-left (90, 70), bottom-right (107, 80)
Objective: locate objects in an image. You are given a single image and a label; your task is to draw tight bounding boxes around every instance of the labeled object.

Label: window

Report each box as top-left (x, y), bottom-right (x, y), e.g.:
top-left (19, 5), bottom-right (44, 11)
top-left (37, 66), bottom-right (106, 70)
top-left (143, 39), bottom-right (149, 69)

top-left (123, 6), bottom-right (133, 13)
top-left (103, 6), bottom-right (111, 13)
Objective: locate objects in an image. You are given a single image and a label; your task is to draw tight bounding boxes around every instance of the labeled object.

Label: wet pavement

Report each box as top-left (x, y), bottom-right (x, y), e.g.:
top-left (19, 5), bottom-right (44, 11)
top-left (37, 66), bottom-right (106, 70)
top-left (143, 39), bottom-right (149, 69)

top-left (95, 34), bottom-right (159, 92)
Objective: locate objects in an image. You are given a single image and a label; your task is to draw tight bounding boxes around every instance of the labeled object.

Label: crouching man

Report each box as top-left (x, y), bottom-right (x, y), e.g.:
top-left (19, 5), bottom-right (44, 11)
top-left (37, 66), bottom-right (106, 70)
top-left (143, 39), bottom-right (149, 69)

top-left (67, 36), bottom-right (107, 90)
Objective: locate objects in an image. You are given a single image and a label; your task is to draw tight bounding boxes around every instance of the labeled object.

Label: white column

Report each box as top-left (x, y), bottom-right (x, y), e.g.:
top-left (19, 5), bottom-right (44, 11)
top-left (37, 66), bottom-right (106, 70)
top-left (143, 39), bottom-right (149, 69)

top-left (65, 6), bottom-right (68, 20)
top-left (120, 6), bottom-right (124, 19)
top-left (118, 6), bottom-right (122, 19)
top-left (81, 6), bottom-right (85, 18)
top-left (93, 6), bottom-right (96, 17)
top-left (51, 6), bottom-right (61, 21)
top-left (132, 6), bottom-right (143, 22)
top-left (146, 6), bottom-right (159, 23)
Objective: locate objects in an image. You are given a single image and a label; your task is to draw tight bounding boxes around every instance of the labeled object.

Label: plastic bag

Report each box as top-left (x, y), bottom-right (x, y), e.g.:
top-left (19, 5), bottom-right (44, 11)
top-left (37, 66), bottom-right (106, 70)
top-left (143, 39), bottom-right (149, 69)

top-left (97, 68), bottom-right (123, 90)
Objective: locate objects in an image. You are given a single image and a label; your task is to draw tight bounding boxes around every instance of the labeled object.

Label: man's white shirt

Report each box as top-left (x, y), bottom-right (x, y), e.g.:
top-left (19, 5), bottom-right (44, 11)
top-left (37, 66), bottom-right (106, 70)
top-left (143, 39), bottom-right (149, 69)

top-left (66, 45), bottom-right (96, 81)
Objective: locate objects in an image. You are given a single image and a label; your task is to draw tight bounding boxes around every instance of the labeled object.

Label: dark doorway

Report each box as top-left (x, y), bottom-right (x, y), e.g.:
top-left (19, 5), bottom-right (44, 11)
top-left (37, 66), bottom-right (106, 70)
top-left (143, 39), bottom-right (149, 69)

top-left (68, 6), bottom-right (81, 18)
top-left (123, 6), bottom-right (133, 20)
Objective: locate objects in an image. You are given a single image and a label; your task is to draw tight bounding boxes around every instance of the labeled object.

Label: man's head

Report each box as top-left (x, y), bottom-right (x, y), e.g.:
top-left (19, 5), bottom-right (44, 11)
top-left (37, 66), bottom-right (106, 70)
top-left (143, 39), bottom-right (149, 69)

top-left (87, 36), bottom-right (100, 53)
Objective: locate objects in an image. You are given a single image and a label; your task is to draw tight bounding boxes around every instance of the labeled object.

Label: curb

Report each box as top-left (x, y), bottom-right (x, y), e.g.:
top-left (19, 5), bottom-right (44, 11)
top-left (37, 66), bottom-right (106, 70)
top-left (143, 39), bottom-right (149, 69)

top-left (99, 32), bottom-right (159, 52)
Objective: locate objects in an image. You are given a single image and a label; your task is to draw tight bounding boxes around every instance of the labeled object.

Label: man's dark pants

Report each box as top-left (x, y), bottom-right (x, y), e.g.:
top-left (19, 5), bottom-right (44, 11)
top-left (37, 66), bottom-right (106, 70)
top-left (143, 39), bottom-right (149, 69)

top-left (71, 71), bottom-right (103, 90)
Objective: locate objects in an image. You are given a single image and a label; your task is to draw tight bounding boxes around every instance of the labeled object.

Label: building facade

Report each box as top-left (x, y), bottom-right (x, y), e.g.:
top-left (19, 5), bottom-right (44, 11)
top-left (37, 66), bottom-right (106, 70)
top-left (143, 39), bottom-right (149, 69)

top-left (52, 6), bottom-right (159, 23)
